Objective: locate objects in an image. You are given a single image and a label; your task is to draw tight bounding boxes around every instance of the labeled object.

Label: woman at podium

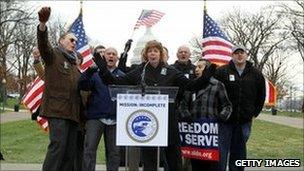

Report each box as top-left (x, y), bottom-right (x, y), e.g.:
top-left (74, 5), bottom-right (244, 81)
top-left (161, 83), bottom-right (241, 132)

top-left (93, 40), bottom-right (215, 171)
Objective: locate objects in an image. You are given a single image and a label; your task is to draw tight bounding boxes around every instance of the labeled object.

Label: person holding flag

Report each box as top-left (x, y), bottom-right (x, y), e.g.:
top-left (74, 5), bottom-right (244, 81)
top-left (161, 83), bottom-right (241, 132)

top-left (37, 7), bottom-right (82, 171)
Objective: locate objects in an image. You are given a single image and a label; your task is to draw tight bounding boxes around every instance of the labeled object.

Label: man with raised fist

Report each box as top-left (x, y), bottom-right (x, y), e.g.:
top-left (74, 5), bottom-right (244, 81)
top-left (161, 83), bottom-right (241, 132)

top-left (37, 7), bottom-right (82, 171)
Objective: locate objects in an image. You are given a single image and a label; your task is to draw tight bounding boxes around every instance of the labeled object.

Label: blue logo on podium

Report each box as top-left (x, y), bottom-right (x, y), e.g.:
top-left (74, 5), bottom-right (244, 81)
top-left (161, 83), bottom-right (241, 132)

top-left (127, 110), bottom-right (158, 142)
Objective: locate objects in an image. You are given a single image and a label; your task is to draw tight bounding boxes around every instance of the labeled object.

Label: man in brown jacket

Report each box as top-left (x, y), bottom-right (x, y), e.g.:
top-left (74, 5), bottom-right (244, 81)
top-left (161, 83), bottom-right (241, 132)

top-left (37, 7), bottom-right (82, 171)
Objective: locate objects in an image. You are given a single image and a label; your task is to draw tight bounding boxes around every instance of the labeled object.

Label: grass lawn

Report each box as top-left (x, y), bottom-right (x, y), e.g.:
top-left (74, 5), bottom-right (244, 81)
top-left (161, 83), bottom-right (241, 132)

top-left (0, 120), bottom-right (105, 164)
top-left (0, 119), bottom-right (303, 164)
top-left (262, 110), bottom-right (304, 118)
top-left (248, 119), bottom-right (303, 162)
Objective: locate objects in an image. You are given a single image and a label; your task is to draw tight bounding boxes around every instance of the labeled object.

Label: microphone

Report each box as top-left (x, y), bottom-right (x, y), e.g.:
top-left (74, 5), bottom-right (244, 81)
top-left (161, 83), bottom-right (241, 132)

top-left (140, 61), bottom-right (150, 96)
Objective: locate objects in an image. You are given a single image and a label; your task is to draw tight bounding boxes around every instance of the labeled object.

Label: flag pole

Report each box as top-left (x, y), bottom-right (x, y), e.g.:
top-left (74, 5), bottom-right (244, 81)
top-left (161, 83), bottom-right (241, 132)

top-left (204, 0), bottom-right (207, 13)
top-left (80, 0), bottom-right (83, 14)
top-left (121, 10), bottom-right (143, 57)
top-left (202, 0), bottom-right (207, 60)
top-left (130, 29), bottom-right (135, 39)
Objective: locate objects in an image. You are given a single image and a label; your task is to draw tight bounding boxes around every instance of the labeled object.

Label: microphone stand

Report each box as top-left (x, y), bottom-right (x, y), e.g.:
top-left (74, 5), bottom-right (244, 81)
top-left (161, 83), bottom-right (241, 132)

top-left (140, 61), bottom-right (149, 97)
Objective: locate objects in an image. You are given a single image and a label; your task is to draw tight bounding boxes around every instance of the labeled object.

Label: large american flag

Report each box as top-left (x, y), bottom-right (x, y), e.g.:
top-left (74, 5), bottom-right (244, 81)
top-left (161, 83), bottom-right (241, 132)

top-left (134, 9), bottom-right (165, 30)
top-left (202, 11), bottom-right (233, 66)
top-left (22, 11), bottom-right (93, 131)
top-left (69, 12), bottom-right (93, 72)
top-left (201, 11), bottom-right (276, 106)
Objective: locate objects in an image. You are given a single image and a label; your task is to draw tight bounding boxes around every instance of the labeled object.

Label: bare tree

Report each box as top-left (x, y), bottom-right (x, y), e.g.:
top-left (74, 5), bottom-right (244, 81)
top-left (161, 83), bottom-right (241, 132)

top-left (277, 0), bottom-right (304, 112)
top-left (1, 1), bottom-right (67, 100)
top-left (48, 17), bottom-right (67, 46)
top-left (189, 36), bottom-right (203, 63)
top-left (14, 24), bottom-right (37, 99)
top-left (278, 0), bottom-right (304, 61)
top-left (263, 49), bottom-right (291, 100)
top-left (0, 0), bottom-right (34, 93)
top-left (220, 6), bottom-right (289, 71)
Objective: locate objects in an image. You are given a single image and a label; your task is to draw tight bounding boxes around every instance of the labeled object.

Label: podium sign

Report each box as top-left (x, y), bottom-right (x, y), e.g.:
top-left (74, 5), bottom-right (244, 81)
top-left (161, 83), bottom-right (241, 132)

top-left (116, 93), bottom-right (169, 146)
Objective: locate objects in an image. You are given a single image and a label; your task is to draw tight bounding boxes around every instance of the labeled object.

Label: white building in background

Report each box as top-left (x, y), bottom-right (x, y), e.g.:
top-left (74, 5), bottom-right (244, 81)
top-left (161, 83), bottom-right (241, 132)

top-left (130, 27), bottom-right (158, 65)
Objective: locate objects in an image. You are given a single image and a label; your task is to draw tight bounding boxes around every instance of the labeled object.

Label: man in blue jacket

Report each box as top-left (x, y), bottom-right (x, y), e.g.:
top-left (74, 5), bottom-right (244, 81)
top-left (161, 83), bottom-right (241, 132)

top-left (215, 46), bottom-right (266, 171)
top-left (79, 47), bottom-right (125, 171)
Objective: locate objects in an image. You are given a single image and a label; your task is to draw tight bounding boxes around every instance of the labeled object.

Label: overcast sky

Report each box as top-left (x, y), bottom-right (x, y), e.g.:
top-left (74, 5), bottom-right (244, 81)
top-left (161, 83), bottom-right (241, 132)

top-left (28, 1), bottom-right (303, 91)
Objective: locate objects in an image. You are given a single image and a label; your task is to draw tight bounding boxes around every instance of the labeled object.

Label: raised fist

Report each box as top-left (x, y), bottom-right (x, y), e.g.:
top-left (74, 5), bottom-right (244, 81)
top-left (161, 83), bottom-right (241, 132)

top-left (38, 7), bottom-right (51, 23)
top-left (93, 53), bottom-right (107, 73)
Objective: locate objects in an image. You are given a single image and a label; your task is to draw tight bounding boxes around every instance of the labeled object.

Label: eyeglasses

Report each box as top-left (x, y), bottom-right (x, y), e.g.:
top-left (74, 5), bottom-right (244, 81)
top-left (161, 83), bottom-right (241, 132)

top-left (69, 38), bottom-right (77, 43)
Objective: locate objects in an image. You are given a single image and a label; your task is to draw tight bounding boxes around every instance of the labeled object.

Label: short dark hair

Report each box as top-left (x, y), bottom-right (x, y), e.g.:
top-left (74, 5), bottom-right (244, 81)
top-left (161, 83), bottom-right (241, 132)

top-left (198, 58), bottom-right (211, 68)
top-left (94, 45), bottom-right (106, 53)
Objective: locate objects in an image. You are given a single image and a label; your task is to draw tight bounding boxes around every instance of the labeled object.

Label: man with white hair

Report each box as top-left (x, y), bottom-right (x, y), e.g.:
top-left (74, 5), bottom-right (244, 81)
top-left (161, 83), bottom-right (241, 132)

top-left (37, 7), bottom-right (82, 170)
top-left (79, 47), bottom-right (125, 171)
top-left (171, 45), bottom-right (196, 79)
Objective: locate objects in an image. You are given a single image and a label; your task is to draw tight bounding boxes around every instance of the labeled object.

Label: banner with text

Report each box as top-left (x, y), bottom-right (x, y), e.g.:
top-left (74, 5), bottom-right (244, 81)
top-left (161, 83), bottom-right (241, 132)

top-left (116, 94), bottom-right (169, 146)
top-left (179, 118), bottom-right (219, 161)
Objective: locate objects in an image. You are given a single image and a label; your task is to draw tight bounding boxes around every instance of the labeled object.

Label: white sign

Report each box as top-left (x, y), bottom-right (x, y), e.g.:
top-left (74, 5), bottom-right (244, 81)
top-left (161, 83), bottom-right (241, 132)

top-left (116, 94), bottom-right (169, 146)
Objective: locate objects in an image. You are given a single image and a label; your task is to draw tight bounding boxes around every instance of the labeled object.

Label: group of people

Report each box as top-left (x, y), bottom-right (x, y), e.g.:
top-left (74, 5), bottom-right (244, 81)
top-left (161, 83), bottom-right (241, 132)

top-left (35, 7), bottom-right (266, 171)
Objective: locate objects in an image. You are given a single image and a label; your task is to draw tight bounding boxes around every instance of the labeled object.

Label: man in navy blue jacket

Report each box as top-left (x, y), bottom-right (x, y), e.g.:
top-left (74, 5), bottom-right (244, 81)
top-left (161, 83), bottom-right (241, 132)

top-left (79, 47), bottom-right (125, 171)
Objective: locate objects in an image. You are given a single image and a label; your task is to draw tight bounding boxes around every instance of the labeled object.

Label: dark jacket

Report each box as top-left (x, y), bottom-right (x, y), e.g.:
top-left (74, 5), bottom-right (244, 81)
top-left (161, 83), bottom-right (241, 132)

top-left (171, 60), bottom-right (196, 118)
top-left (215, 60), bottom-right (266, 123)
top-left (171, 60), bottom-right (196, 80)
top-left (37, 26), bottom-right (81, 123)
top-left (78, 68), bottom-right (125, 120)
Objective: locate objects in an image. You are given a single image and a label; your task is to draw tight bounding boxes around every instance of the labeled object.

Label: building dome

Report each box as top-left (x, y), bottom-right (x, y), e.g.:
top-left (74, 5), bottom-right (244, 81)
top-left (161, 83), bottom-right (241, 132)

top-left (130, 27), bottom-right (158, 65)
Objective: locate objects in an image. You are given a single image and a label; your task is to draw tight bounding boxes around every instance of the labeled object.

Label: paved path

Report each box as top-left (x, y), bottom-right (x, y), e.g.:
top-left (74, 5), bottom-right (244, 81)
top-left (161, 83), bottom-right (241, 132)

top-left (2, 111), bottom-right (302, 129)
top-left (0, 110), bottom-right (30, 124)
top-left (256, 114), bottom-right (303, 129)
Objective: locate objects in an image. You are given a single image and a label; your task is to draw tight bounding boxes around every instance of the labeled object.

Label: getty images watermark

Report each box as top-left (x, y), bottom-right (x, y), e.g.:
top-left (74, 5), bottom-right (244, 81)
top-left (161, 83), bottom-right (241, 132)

top-left (235, 159), bottom-right (301, 167)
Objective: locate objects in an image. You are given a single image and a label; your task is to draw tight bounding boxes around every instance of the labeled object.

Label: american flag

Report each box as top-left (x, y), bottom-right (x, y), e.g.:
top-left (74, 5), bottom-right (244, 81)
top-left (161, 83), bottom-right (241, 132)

top-left (201, 11), bottom-right (276, 105)
top-left (22, 11), bottom-right (93, 131)
top-left (22, 77), bottom-right (44, 113)
top-left (134, 9), bottom-right (165, 30)
top-left (202, 11), bottom-right (233, 66)
top-left (22, 76), bottom-right (48, 131)
top-left (69, 12), bottom-right (94, 72)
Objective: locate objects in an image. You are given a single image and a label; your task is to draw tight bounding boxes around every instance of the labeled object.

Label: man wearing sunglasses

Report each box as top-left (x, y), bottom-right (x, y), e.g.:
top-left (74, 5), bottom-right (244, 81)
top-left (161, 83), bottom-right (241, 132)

top-left (37, 7), bottom-right (82, 171)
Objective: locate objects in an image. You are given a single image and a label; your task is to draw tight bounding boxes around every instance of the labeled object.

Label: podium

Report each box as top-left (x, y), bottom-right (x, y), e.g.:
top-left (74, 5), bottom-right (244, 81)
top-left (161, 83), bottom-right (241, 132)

top-left (109, 85), bottom-right (179, 102)
top-left (109, 85), bottom-right (179, 171)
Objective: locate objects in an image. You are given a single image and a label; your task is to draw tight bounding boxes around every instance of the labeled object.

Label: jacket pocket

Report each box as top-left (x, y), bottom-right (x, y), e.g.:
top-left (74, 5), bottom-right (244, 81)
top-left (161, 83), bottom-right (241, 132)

top-left (57, 61), bottom-right (72, 75)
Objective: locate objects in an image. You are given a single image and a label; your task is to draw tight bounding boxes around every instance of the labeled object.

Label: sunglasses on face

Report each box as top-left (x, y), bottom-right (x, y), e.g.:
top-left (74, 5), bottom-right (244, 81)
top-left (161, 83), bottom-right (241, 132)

top-left (69, 38), bottom-right (77, 43)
